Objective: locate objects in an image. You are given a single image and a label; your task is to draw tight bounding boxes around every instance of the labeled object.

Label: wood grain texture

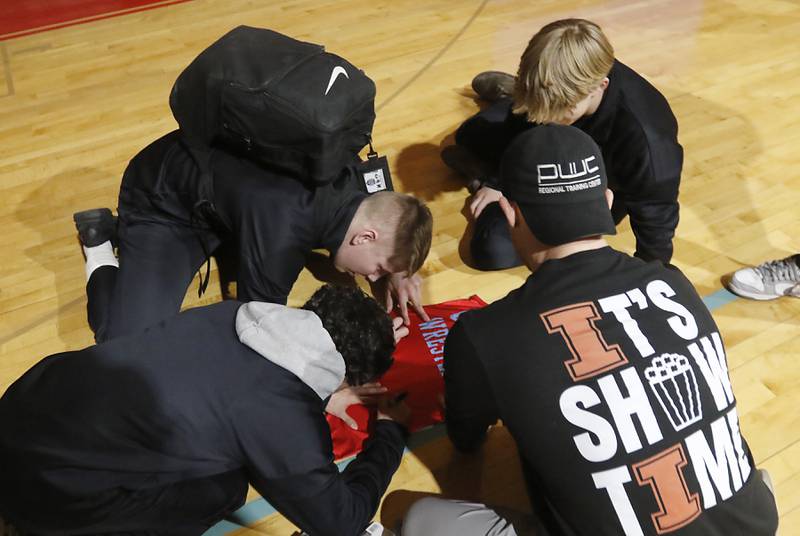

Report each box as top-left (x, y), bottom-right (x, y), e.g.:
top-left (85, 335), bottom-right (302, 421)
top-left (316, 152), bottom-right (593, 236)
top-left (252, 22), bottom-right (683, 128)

top-left (0, 0), bottom-right (798, 533)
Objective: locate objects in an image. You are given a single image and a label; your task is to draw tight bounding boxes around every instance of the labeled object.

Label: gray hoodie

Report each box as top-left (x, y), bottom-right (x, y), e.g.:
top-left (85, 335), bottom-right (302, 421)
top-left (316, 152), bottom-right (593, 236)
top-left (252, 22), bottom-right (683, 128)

top-left (236, 301), bottom-right (346, 400)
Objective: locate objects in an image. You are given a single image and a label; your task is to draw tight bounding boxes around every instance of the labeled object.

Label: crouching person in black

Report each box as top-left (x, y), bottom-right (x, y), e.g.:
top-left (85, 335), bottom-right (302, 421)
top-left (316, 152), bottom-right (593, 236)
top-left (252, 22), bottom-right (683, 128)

top-left (404, 126), bottom-right (776, 536)
top-left (0, 285), bottom-right (409, 535)
top-left (75, 130), bottom-right (433, 343)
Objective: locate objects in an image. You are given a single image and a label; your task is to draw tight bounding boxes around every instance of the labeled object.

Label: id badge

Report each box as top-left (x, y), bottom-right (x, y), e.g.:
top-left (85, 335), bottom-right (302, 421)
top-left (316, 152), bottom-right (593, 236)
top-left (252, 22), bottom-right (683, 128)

top-left (355, 153), bottom-right (394, 194)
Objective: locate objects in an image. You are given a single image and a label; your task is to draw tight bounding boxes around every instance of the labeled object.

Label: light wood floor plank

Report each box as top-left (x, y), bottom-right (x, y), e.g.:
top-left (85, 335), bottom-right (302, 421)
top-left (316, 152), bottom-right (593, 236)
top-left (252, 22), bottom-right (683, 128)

top-left (1, 0), bottom-right (799, 533)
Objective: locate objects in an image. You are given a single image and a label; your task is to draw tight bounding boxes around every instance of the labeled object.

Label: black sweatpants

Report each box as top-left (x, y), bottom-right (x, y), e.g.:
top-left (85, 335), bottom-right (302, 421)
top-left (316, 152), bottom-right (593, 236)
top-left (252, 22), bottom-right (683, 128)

top-left (87, 216), bottom-right (222, 343)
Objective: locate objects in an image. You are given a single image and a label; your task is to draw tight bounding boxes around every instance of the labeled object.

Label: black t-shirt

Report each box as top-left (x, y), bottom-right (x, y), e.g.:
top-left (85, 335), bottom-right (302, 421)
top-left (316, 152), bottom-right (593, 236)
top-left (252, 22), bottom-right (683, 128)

top-left (445, 247), bottom-right (778, 535)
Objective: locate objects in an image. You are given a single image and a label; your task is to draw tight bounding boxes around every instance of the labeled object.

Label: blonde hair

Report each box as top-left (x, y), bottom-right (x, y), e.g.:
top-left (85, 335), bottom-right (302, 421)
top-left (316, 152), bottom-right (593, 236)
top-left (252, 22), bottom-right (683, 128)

top-left (360, 192), bottom-right (432, 275)
top-left (513, 19), bottom-right (614, 124)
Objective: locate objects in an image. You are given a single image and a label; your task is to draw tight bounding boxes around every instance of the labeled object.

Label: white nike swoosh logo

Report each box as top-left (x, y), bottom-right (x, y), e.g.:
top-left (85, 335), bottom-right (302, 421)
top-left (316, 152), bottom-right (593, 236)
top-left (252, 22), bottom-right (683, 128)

top-left (324, 66), bottom-right (349, 95)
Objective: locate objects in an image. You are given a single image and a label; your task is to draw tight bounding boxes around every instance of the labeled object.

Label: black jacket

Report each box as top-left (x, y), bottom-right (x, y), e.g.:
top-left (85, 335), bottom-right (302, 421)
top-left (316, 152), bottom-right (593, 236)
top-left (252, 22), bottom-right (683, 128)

top-left (444, 248), bottom-right (777, 536)
top-left (117, 130), bottom-right (366, 304)
top-left (0, 301), bottom-right (404, 535)
top-left (456, 60), bottom-right (683, 264)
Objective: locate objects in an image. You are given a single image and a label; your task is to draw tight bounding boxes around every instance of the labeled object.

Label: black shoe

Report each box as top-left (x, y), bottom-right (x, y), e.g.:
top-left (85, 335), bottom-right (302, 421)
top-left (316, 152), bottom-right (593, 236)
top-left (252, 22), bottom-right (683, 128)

top-left (441, 145), bottom-right (494, 194)
top-left (73, 208), bottom-right (117, 248)
top-left (471, 71), bottom-right (516, 102)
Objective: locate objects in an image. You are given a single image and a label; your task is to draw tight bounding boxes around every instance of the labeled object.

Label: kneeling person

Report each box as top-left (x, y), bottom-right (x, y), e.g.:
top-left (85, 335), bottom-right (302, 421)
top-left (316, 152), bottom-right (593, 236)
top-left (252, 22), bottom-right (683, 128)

top-left (76, 130), bottom-right (433, 344)
top-left (0, 285), bottom-right (408, 535)
top-left (445, 18), bottom-right (682, 270)
top-left (406, 126), bottom-right (776, 535)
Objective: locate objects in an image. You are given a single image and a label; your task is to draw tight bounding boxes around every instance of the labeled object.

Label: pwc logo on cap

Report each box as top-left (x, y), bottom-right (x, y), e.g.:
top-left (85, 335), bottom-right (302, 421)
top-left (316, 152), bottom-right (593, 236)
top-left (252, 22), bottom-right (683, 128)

top-left (499, 124), bottom-right (616, 245)
top-left (537, 155), bottom-right (603, 195)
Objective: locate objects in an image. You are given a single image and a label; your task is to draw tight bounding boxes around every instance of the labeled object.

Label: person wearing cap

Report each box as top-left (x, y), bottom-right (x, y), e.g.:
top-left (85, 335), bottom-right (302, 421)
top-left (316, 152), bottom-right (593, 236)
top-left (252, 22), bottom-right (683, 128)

top-left (441, 18), bottom-right (682, 270)
top-left (403, 125), bottom-right (777, 536)
top-left (0, 284), bottom-right (411, 535)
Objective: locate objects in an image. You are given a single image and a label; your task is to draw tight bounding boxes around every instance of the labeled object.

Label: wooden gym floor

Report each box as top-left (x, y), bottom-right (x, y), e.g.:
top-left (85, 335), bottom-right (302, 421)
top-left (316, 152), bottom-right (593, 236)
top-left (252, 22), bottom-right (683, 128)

top-left (0, 0), bottom-right (799, 534)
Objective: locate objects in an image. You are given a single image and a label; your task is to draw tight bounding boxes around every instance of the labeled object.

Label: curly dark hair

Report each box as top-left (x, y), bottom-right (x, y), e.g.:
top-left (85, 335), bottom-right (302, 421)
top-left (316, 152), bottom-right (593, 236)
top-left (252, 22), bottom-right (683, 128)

top-left (303, 284), bottom-right (395, 386)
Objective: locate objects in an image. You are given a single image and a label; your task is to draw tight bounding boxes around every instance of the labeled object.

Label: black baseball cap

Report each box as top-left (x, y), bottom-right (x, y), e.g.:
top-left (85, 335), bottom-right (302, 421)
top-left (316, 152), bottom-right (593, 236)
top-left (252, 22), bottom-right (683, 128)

top-left (499, 124), bottom-right (616, 245)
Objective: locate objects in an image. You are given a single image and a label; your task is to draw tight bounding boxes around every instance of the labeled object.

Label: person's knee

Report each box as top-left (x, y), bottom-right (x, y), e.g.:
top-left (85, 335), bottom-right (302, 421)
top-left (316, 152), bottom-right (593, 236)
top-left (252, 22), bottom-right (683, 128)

top-left (470, 203), bottom-right (522, 271)
top-left (455, 99), bottom-right (514, 151)
top-left (455, 118), bottom-right (479, 149)
top-left (403, 497), bottom-right (450, 535)
top-left (470, 234), bottom-right (521, 271)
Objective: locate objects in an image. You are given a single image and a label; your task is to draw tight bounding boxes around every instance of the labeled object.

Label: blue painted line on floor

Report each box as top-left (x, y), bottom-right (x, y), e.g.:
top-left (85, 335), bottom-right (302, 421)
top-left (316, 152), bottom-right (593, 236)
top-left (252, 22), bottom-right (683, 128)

top-left (203, 520), bottom-right (244, 535)
top-left (206, 287), bottom-right (741, 534)
top-left (702, 287), bottom-right (739, 311)
top-left (227, 496), bottom-right (275, 526)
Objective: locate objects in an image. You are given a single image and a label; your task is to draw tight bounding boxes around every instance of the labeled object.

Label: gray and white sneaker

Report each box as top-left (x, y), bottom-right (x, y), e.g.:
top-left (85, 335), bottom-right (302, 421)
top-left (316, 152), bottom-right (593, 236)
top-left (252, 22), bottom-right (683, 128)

top-left (727, 255), bottom-right (800, 300)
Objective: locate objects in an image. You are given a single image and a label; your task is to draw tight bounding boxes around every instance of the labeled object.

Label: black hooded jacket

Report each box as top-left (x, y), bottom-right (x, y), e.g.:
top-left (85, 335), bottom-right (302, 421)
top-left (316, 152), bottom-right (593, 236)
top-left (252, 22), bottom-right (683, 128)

top-left (0, 301), bottom-right (404, 535)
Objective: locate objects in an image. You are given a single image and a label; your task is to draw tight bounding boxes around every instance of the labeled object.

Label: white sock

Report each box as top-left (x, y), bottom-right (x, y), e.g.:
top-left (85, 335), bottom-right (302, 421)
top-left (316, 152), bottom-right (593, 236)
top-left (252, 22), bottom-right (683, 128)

top-left (83, 240), bottom-right (119, 281)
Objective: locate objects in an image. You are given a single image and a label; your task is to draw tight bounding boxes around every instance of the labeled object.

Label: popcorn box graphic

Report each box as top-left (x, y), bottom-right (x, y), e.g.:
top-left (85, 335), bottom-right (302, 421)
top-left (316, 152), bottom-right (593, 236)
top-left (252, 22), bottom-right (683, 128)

top-left (644, 353), bottom-right (702, 431)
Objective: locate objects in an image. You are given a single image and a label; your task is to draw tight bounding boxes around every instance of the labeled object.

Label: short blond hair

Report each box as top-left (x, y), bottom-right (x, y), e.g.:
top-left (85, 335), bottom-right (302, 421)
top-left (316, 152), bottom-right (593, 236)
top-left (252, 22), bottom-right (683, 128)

top-left (360, 192), bottom-right (432, 275)
top-left (513, 19), bottom-right (614, 124)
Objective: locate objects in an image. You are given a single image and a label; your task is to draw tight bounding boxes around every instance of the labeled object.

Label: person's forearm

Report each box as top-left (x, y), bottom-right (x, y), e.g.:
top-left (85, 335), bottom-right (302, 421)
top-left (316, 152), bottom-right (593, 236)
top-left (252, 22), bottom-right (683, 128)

top-left (313, 420), bottom-right (406, 536)
top-left (446, 417), bottom-right (489, 452)
top-left (629, 199), bottom-right (678, 264)
top-left (443, 321), bottom-right (498, 453)
top-left (341, 420), bottom-right (406, 498)
top-left (256, 421), bottom-right (406, 536)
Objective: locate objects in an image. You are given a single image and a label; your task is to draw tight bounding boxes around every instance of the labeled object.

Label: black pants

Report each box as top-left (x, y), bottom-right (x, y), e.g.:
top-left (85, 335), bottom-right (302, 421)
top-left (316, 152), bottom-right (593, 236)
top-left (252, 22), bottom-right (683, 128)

top-left (87, 216), bottom-right (222, 343)
top-left (2, 470), bottom-right (247, 536)
top-left (455, 98), bottom-right (528, 271)
top-left (454, 98), bottom-right (523, 170)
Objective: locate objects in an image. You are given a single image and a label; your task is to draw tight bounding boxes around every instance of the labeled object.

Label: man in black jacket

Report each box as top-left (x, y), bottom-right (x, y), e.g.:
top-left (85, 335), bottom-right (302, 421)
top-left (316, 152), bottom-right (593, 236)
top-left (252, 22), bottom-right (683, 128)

top-left (404, 125), bottom-right (776, 535)
top-left (442, 18), bottom-right (682, 270)
top-left (0, 285), bottom-right (409, 535)
top-left (75, 131), bottom-right (433, 345)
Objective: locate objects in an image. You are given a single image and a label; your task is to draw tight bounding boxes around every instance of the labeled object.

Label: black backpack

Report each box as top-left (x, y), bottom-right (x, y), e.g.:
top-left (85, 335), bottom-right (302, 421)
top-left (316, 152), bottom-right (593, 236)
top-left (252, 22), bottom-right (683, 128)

top-left (169, 26), bottom-right (376, 188)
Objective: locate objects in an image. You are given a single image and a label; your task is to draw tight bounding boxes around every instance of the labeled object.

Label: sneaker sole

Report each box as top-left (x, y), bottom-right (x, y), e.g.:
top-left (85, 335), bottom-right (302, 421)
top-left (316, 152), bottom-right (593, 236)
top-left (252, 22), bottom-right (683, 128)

top-left (726, 283), bottom-right (782, 300)
top-left (73, 207), bottom-right (113, 223)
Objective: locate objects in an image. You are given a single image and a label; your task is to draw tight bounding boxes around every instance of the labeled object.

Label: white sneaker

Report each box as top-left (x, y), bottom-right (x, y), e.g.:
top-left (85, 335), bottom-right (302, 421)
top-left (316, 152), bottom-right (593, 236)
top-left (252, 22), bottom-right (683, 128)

top-left (363, 522), bottom-right (395, 536)
top-left (728, 255), bottom-right (800, 300)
